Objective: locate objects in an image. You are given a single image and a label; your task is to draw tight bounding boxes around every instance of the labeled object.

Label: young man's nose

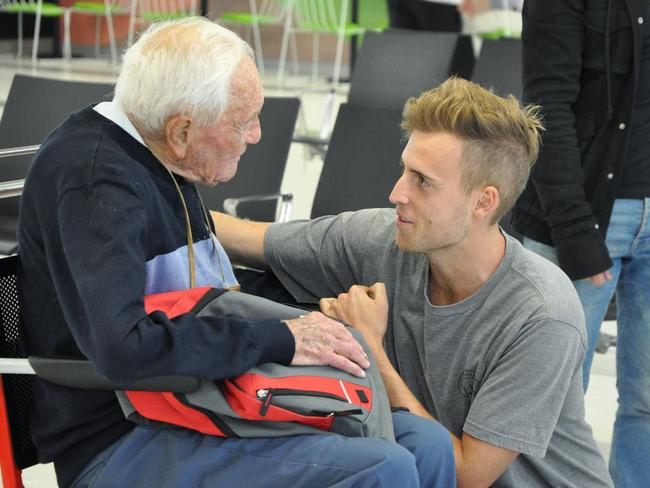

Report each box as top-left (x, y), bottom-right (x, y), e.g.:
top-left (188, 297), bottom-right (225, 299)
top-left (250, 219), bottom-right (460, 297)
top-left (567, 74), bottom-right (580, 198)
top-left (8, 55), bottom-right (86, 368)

top-left (389, 175), bottom-right (408, 205)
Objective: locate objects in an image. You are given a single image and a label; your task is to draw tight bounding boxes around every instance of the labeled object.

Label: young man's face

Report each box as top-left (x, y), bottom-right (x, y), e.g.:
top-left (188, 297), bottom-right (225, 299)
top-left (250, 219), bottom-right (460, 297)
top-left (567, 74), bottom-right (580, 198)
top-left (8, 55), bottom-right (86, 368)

top-left (184, 57), bottom-right (264, 186)
top-left (389, 130), bottom-right (477, 254)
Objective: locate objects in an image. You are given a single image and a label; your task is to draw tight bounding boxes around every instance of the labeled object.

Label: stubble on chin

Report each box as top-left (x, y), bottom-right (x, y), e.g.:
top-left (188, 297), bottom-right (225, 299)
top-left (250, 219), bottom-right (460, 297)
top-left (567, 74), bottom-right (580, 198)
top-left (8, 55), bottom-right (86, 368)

top-left (394, 234), bottom-right (413, 252)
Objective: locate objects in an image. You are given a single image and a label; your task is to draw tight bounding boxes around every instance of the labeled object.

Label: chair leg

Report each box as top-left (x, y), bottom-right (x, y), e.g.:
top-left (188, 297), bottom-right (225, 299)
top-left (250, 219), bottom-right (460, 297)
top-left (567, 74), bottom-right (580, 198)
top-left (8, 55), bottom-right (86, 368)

top-left (289, 31), bottom-right (299, 75)
top-left (63, 10), bottom-right (72, 62)
top-left (17, 13), bottom-right (23, 59)
top-left (277, 0), bottom-right (295, 85)
top-left (127, 0), bottom-right (138, 47)
top-left (331, 0), bottom-right (348, 88)
top-left (311, 32), bottom-right (319, 82)
top-left (31, 0), bottom-right (44, 65)
top-left (249, 0), bottom-right (266, 77)
top-left (95, 15), bottom-right (101, 58)
top-left (318, 89), bottom-right (336, 139)
top-left (104, 0), bottom-right (118, 64)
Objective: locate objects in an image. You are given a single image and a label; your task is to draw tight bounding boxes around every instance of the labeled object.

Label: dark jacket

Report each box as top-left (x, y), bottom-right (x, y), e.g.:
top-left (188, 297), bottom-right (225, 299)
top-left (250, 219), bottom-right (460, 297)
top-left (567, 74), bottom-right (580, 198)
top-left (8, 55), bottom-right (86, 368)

top-left (18, 107), bottom-right (294, 487)
top-left (513, 0), bottom-right (644, 280)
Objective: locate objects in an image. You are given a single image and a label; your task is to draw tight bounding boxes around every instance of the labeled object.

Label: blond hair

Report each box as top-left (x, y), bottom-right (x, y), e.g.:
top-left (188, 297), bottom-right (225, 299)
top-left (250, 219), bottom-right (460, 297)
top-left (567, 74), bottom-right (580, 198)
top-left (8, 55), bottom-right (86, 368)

top-left (402, 77), bottom-right (543, 223)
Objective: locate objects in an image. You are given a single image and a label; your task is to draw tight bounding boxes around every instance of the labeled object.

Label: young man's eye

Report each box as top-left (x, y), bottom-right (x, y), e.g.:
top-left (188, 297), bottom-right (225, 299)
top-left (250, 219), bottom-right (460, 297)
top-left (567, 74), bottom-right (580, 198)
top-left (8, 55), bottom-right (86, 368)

top-left (418, 175), bottom-right (428, 187)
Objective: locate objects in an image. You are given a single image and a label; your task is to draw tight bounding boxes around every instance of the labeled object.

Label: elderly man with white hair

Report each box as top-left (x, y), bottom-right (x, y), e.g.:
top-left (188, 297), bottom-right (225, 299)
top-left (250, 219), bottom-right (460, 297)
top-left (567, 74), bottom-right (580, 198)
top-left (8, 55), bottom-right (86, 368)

top-left (17, 18), bottom-right (455, 488)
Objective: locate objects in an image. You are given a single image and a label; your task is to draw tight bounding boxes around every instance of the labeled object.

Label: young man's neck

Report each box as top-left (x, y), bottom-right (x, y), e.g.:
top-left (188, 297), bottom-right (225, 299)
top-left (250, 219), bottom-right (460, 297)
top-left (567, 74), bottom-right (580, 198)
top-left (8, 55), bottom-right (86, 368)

top-left (427, 226), bottom-right (506, 306)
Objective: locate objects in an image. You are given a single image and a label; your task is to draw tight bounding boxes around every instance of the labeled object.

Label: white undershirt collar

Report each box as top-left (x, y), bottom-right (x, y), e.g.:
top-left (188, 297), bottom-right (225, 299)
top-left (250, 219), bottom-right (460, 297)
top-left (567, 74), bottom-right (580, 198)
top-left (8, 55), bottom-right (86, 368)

top-left (93, 101), bottom-right (146, 147)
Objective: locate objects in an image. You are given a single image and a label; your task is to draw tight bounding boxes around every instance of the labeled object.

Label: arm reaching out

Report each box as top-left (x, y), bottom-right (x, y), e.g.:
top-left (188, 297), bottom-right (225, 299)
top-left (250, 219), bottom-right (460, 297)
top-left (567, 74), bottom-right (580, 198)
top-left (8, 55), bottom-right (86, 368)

top-left (211, 211), bottom-right (270, 269)
top-left (321, 283), bottom-right (518, 487)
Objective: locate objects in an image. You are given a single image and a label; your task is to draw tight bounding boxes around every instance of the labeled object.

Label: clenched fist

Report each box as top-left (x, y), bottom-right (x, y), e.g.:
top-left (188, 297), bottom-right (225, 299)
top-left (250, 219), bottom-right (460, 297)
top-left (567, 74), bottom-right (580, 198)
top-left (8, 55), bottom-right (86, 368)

top-left (319, 283), bottom-right (389, 350)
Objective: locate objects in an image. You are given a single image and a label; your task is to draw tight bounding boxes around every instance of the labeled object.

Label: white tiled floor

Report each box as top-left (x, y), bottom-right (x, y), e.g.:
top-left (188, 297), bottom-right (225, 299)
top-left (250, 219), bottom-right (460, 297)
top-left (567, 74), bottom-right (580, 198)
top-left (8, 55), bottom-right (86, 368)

top-left (0, 52), bottom-right (619, 487)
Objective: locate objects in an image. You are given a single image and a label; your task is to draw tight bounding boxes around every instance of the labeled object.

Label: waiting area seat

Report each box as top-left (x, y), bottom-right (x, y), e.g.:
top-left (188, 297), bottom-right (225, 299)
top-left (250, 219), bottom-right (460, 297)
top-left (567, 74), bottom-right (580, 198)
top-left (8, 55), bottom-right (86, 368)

top-left (310, 103), bottom-right (405, 218)
top-left (197, 97), bottom-right (300, 222)
top-left (348, 29), bottom-right (472, 111)
top-left (470, 38), bottom-right (522, 100)
top-left (0, 255), bottom-right (199, 488)
top-left (0, 75), bottom-right (114, 255)
top-left (0, 75), bottom-right (114, 148)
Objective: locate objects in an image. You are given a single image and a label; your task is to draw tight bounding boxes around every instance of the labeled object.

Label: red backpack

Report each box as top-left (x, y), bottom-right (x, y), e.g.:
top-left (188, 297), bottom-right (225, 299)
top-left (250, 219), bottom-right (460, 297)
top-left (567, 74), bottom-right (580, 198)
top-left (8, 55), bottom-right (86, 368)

top-left (117, 287), bottom-right (395, 441)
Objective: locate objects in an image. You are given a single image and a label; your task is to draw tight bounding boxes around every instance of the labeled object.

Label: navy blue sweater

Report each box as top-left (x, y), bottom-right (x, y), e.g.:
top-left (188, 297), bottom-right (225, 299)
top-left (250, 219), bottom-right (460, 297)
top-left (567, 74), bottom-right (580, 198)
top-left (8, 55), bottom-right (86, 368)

top-left (17, 107), bottom-right (295, 486)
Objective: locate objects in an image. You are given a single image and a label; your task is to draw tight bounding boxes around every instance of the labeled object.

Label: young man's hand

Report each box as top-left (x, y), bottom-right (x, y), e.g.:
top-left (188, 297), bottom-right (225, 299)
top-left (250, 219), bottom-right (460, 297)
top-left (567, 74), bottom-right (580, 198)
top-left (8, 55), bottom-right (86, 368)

top-left (320, 282), bottom-right (389, 349)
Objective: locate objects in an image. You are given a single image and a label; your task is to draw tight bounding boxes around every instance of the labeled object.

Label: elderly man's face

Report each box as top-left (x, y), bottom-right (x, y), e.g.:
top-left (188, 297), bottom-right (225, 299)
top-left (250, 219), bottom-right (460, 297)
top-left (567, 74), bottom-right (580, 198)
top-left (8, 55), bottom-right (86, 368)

top-left (186, 57), bottom-right (264, 186)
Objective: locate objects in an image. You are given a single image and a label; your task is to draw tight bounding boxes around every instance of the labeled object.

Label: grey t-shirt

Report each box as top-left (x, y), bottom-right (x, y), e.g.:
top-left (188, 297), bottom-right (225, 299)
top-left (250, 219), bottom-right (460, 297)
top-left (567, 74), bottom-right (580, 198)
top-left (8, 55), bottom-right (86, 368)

top-left (265, 209), bottom-right (612, 488)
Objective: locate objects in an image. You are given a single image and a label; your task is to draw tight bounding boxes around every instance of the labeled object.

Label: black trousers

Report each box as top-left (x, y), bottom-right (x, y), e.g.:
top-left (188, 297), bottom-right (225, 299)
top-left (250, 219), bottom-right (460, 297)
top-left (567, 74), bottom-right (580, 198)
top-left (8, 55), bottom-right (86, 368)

top-left (387, 0), bottom-right (461, 33)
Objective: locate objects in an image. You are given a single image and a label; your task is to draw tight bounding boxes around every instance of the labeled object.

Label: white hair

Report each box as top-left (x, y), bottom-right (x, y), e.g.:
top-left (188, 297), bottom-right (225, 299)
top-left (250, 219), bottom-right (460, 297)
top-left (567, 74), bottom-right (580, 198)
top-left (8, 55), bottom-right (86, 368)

top-left (114, 17), bottom-right (254, 135)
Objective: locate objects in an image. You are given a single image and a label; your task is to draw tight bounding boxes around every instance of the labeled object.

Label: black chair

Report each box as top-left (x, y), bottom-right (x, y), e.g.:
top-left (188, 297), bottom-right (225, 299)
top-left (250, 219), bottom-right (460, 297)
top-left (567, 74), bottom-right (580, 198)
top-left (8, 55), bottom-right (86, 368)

top-left (470, 38), bottom-right (522, 100)
top-left (0, 148), bottom-right (38, 256)
top-left (197, 97), bottom-right (300, 222)
top-left (310, 103), bottom-right (405, 218)
top-left (0, 255), bottom-right (37, 488)
top-left (469, 38), bottom-right (523, 240)
top-left (347, 29), bottom-right (472, 111)
top-left (0, 253), bottom-right (199, 487)
top-left (0, 75), bottom-right (114, 256)
top-left (0, 75), bottom-right (115, 148)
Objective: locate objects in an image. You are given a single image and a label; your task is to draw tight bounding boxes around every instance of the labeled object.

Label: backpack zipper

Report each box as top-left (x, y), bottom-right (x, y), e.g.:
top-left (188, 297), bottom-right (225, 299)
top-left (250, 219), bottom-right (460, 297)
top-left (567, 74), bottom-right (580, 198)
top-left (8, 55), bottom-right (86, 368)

top-left (256, 388), bottom-right (360, 416)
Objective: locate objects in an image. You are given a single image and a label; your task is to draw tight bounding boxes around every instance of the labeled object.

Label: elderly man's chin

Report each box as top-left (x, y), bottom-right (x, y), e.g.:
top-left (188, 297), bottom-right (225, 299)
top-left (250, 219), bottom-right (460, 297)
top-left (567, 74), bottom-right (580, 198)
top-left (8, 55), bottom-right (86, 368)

top-left (202, 162), bottom-right (239, 187)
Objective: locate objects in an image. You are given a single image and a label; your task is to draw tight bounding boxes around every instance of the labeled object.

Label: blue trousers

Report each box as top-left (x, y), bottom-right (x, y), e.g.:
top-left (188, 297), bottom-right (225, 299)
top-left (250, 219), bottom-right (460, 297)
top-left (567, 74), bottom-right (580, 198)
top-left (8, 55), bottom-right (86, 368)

top-left (70, 411), bottom-right (456, 488)
top-left (524, 198), bottom-right (650, 488)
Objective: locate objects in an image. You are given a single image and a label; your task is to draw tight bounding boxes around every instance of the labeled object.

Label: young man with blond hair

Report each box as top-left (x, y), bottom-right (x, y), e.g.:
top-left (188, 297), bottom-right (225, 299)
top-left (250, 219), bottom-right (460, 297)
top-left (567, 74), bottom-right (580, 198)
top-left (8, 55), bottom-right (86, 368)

top-left (215, 77), bottom-right (614, 487)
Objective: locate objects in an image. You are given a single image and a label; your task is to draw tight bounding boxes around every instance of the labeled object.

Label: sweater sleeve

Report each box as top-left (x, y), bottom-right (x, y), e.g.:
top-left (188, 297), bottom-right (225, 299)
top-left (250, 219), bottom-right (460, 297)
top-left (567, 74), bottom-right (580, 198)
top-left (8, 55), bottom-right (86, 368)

top-left (53, 179), bottom-right (294, 385)
top-left (523, 0), bottom-right (612, 279)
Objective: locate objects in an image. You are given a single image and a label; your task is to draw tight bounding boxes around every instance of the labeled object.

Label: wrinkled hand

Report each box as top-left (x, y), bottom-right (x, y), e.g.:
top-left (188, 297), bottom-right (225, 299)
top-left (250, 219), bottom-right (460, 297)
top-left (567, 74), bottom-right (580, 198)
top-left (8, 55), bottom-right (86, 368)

top-left (283, 312), bottom-right (370, 378)
top-left (320, 283), bottom-right (389, 349)
top-left (586, 270), bottom-right (613, 287)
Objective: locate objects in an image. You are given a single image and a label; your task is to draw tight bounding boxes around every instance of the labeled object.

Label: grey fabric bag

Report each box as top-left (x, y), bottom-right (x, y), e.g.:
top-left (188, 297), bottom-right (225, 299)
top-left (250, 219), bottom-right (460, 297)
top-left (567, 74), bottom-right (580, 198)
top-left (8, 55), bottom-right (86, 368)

top-left (117, 288), bottom-right (395, 441)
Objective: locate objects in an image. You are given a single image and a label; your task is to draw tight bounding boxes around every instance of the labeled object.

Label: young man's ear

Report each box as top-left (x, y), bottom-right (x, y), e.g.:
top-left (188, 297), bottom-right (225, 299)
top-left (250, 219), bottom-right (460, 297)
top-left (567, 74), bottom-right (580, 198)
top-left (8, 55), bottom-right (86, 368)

top-left (473, 186), bottom-right (500, 219)
top-left (165, 115), bottom-right (193, 159)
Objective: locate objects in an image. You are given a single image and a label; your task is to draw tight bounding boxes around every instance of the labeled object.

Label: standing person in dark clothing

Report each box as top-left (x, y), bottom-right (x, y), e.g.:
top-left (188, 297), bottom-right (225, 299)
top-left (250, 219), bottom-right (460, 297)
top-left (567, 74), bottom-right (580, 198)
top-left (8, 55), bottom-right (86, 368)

top-left (513, 0), bottom-right (650, 485)
top-left (388, 0), bottom-right (462, 32)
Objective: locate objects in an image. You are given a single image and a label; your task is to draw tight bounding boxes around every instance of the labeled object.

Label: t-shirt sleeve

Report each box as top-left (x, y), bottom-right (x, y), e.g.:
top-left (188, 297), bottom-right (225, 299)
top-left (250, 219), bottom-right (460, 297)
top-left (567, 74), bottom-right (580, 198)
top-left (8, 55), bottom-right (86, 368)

top-left (53, 178), bottom-right (294, 384)
top-left (264, 209), bottom-right (393, 302)
top-left (462, 319), bottom-right (585, 458)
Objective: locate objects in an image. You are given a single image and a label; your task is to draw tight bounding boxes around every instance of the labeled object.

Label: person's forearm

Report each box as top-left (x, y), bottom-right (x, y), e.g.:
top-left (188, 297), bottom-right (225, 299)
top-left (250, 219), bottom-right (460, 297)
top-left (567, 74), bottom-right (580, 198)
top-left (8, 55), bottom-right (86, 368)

top-left (372, 345), bottom-right (513, 488)
top-left (211, 211), bottom-right (270, 269)
top-left (372, 347), bottom-right (433, 418)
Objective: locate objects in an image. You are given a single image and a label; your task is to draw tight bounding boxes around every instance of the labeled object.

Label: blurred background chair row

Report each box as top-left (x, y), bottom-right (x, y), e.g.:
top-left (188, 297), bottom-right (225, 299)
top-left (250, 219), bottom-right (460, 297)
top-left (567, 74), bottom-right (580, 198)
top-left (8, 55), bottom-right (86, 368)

top-left (0, 0), bottom-right (197, 64)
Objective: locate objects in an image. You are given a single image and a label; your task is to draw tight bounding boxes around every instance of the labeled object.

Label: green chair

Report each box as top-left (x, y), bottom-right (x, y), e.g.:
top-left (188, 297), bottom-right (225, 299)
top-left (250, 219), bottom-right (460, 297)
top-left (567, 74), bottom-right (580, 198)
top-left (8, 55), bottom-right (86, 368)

top-left (0, 0), bottom-right (71, 63)
top-left (136, 0), bottom-right (197, 30)
top-left (277, 0), bottom-right (365, 86)
top-left (219, 0), bottom-right (296, 78)
top-left (66, 0), bottom-right (137, 64)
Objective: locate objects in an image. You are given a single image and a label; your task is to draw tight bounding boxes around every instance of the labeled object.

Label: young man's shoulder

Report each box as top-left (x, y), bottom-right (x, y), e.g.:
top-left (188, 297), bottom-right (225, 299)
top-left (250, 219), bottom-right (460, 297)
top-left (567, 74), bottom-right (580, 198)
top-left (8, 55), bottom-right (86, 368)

top-left (507, 237), bottom-right (586, 336)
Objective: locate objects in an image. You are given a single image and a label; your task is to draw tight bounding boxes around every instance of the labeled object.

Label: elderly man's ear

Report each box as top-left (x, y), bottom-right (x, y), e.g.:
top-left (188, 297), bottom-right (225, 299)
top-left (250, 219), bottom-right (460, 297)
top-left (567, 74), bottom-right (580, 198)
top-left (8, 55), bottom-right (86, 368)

top-left (473, 186), bottom-right (500, 219)
top-left (165, 115), bottom-right (193, 159)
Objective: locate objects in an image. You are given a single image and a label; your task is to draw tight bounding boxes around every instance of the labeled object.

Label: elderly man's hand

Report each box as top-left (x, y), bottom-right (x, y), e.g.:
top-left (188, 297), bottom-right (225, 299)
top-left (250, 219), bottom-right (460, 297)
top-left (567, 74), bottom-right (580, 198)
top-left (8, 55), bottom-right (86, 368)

top-left (320, 283), bottom-right (389, 350)
top-left (283, 312), bottom-right (370, 378)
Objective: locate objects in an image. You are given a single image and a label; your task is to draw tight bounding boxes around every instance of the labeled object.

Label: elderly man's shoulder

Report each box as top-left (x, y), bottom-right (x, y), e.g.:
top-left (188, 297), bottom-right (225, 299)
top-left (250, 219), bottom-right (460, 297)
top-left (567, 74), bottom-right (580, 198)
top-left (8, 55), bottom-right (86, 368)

top-left (31, 108), bottom-right (149, 187)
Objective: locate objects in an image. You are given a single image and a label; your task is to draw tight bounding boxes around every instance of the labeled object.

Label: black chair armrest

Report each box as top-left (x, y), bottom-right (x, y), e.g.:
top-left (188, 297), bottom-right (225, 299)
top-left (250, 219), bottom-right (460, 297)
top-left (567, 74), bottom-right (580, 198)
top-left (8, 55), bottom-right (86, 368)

top-left (0, 357), bottom-right (200, 393)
